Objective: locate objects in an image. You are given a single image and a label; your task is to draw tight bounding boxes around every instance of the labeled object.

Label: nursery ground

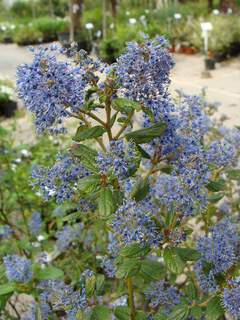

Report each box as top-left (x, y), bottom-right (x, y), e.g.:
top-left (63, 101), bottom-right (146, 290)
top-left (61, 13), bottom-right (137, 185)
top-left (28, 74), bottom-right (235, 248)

top-left (0, 43), bottom-right (239, 143)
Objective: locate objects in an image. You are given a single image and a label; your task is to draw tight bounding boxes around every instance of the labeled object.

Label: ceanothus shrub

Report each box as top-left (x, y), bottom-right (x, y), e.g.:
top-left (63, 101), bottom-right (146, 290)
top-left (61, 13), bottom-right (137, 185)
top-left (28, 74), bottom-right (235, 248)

top-left (1, 36), bottom-right (240, 319)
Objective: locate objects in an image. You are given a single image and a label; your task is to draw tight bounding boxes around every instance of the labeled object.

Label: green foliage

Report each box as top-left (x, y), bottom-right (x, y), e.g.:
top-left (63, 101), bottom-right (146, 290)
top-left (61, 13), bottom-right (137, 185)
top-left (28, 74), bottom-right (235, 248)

top-left (13, 25), bottom-right (43, 45)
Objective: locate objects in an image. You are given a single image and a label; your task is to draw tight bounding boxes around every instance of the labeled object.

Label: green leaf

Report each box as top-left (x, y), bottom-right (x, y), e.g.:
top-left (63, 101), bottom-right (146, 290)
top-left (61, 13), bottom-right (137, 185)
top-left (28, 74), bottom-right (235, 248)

top-left (169, 304), bottom-right (190, 320)
top-left (139, 259), bottom-right (165, 281)
top-left (78, 176), bottom-right (100, 193)
top-left (136, 311), bottom-right (148, 320)
top-left (226, 169), bottom-right (240, 181)
top-left (175, 248), bottom-right (201, 262)
top-left (136, 145), bottom-right (151, 159)
top-left (116, 258), bottom-right (141, 279)
top-left (125, 122), bottom-right (167, 144)
top-left (96, 274), bottom-right (105, 295)
top-left (86, 274), bottom-right (96, 297)
top-left (91, 305), bottom-right (111, 320)
top-left (208, 193), bottom-right (224, 203)
top-left (73, 125), bottom-right (106, 142)
top-left (71, 144), bottom-right (98, 173)
top-left (185, 282), bottom-right (197, 300)
top-left (206, 296), bottom-right (224, 320)
top-left (163, 247), bottom-right (184, 274)
top-left (110, 112), bottom-right (118, 127)
top-left (119, 244), bottom-right (150, 258)
top-left (0, 283), bottom-right (15, 295)
top-left (98, 188), bottom-right (115, 217)
top-left (112, 98), bottom-right (140, 114)
top-left (131, 178), bottom-right (150, 201)
top-left (207, 179), bottom-right (226, 192)
top-left (114, 306), bottom-right (130, 320)
top-left (36, 266), bottom-right (64, 280)
top-left (191, 306), bottom-right (202, 319)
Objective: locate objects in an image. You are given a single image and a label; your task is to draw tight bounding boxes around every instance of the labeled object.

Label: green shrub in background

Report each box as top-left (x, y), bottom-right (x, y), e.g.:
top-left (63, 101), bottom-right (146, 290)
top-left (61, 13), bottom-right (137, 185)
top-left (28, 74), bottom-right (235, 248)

top-left (187, 14), bottom-right (240, 58)
top-left (32, 17), bottom-right (68, 42)
top-left (13, 25), bottom-right (43, 45)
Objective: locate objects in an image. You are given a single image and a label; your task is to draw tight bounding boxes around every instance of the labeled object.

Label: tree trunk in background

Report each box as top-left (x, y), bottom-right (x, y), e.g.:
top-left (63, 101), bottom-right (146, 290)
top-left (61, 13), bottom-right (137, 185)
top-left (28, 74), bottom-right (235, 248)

top-left (208, 0), bottom-right (213, 11)
top-left (69, 0), bottom-right (83, 42)
top-left (110, 0), bottom-right (118, 17)
top-left (102, 0), bottom-right (107, 39)
top-left (48, 0), bottom-right (54, 17)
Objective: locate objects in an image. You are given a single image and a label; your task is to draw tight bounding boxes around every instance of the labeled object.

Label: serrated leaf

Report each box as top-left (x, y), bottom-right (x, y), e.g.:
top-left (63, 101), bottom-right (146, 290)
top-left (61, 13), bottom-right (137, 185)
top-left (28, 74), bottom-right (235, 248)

top-left (96, 274), bottom-right (105, 295)
top-left (139, 259), bottom-right (165, 281)
top-left (119, 244), bottom-right (150, 258)
top-left (136, 311), bottom-right (148, 320)
top-left (71, 144), bottom-right (98, 173)
top-left (116, 258), bottom-right (141, 279)
top-left (112, 98), bottom-right (140, 114)
top-left (125, 122), bottom-right (167, 144)
top-left (185, 282), bottom-right (197, 300)
top-left (36, 266), bottom-right (64, 280)
top-left (73, 125), bottom-right (106, 142)
top-left (191, 306), bottom-right (202, 319)
top-left (207, 179), bottom-right (226, 192)
top-left (208, 193), bottom-right (224, 203)
top-left (114, 306), bottom-right (130, 320)
top-left (175, 248), bottom-right (201, 262)
top-left (91, 305), bottom-right (111, 320)
top-left (78, 175), bottom-right (100, 193)
top-left (131, 178), bottom-right (150, 201)
top-left (206, 296), bottom-right (224, 320)
top-left (110, 113), bottom-right (118, 128)
top-left (227, 169), bottom-right (240, 180)
top-left (169, 304), bottom-right (190, 320)
top-left (98, 188), bottom-right (115, 217)
top-left (163, 247), bottom-right (184, 274)
top-left (0, 283), bottom-right (15, 295)
top-left (136, 145), bottom-right (151, 159)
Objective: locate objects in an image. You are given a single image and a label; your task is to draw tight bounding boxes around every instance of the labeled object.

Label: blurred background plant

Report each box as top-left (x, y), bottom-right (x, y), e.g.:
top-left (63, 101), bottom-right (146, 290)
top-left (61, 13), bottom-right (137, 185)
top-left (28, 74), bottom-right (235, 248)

top-left (0, 0), bottom-right (239, 61)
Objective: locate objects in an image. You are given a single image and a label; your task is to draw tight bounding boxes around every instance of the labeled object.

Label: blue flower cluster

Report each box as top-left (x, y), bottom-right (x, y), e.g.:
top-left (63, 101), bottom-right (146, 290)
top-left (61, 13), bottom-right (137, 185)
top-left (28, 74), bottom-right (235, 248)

top-left (56, 223), bottom-right (83, 251)
top-left (17, 45), bottom-right (87, 134)
top-left (0, 225), bottom-right (12, 239)
top-left (116, 36), bottom-right (174, 100)
top-left (97, 140), bottom-right (139, 179)
top-left (3, 255), bottom-right (33, 283)
top-left (145, 280), bottom-right (181, 313)
top-left (112, 200), bottom-right (162, 247)
top-left (195, 219), bottom-right (239, 293)
top-left (223, 278), bottom-right (240, 319)
top-left (207, 140), bottom-right (236, 168)
top-left (38, 280), bottom-right (87, 319)
top-left (32, 153), bottom-right (90, 203)
top-left (28, 211), bottom-right (42, 236)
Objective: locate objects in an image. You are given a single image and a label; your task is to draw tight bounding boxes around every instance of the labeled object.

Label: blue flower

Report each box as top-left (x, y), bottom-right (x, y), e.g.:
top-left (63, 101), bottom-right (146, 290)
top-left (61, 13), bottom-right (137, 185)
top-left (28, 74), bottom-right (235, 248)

top-left (17, 45), bottom-right (87, 134)
top-left (223, 286), bottom-right (240, 319)
top-left (195, 219), bottom-right (239, 293)
top-left (38, 280), bottom-right (87, 319)
top-left (56, 223), bottom-right (83, 251)
top-left (3, 255), bottom-right (33, 283)
top-left (32, 153), bottom-right (90, 203)
top-left (28, 211), bottom-right (42, 236)
top-left (0, 225), bottom-right (12, 239)
top-left (112, 200), bottom-right (162, 247)
top-left (145, 280), bottom-right (181, 313)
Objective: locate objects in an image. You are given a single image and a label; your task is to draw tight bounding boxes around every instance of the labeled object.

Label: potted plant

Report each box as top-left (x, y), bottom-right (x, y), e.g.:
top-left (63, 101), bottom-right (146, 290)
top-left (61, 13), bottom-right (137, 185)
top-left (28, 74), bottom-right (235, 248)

top-left (0, 80), bottom-right (17, 118)
top-left (205, 51), bottom-right (216, 70)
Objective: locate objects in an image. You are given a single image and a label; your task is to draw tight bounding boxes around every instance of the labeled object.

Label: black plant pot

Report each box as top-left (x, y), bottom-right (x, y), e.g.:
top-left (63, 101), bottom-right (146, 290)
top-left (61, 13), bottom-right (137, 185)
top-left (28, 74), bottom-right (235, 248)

top-left (0, 101), bottom-right (17, 118)
top-left (205, 58), bottom-right (215, 70)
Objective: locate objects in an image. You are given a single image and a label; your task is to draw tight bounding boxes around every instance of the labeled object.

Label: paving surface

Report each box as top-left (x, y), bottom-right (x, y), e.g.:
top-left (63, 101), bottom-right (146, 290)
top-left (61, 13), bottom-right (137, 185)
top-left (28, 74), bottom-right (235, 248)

top-left (0, 43), bottom-right (239, 144)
